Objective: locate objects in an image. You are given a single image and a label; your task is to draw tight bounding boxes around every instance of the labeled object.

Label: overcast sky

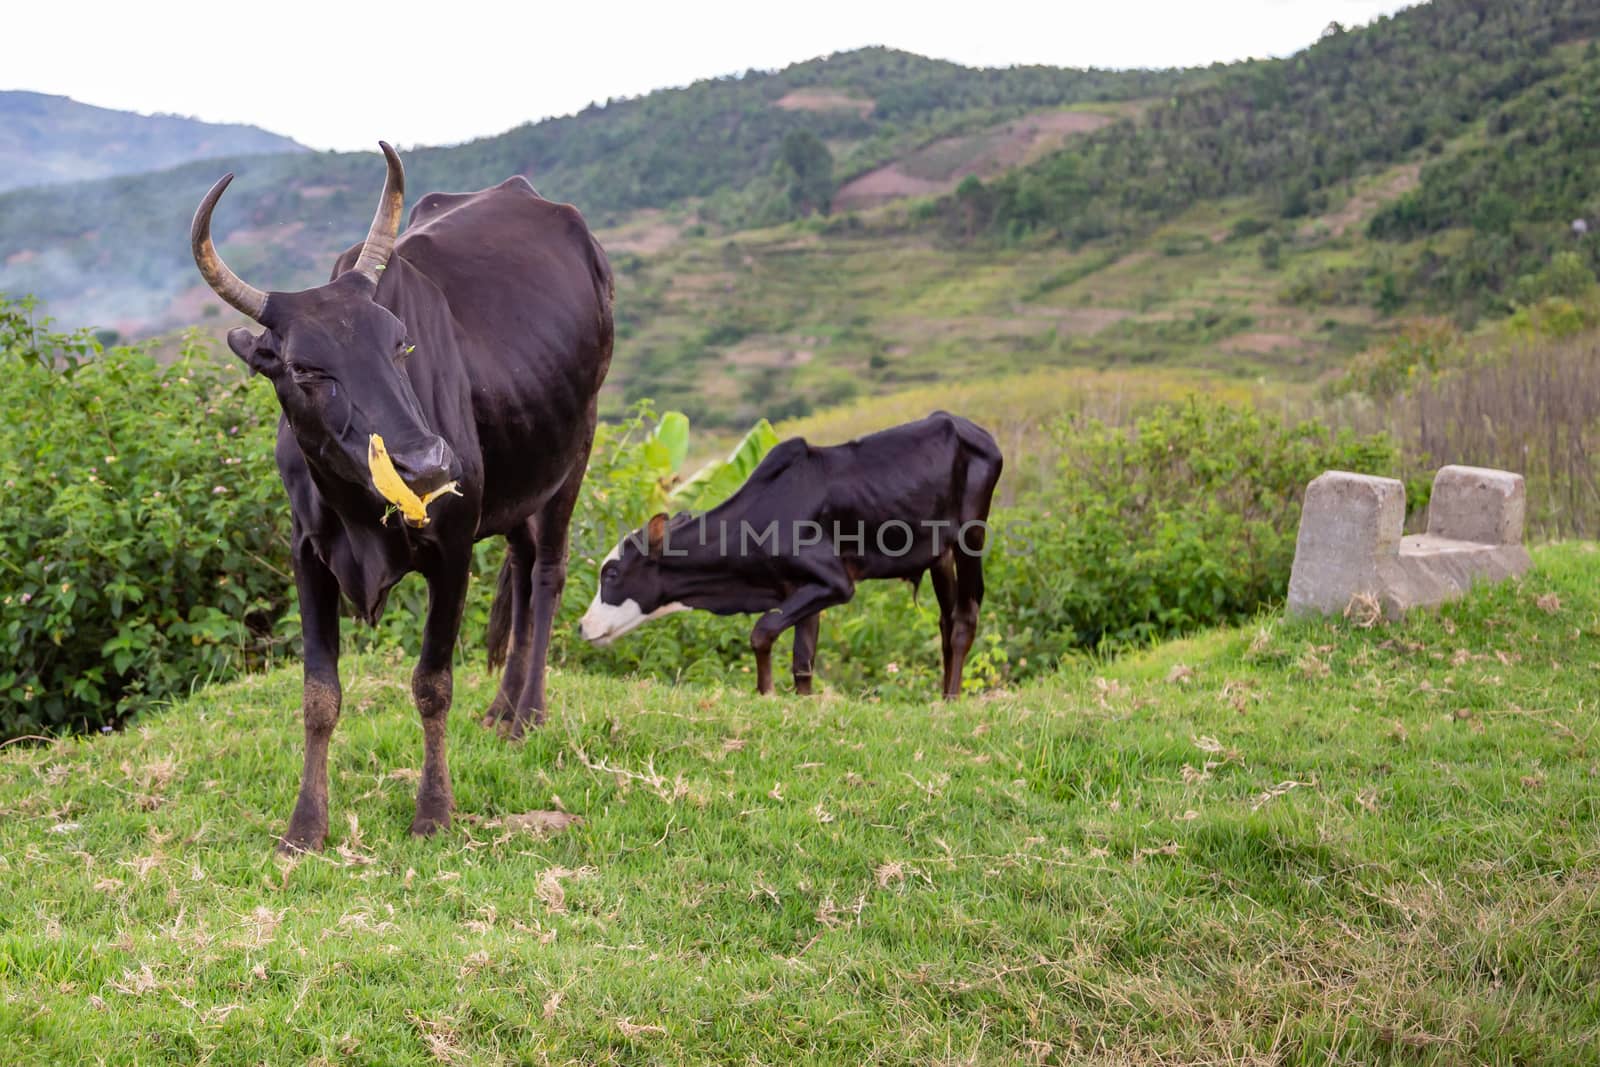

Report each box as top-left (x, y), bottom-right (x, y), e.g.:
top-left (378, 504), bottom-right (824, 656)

top-left (10, 0), bottom-right (1418, 151)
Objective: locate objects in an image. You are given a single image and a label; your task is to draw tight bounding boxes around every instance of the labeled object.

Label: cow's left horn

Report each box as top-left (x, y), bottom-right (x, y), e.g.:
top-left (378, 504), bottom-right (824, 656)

top-left (191, 173), bottom-right (268, 321)
top-left (351, 141), bottom-right (406, 285)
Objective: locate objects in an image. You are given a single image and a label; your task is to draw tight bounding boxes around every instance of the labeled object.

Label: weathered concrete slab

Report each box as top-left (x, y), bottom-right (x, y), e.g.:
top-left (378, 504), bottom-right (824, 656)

top-left (1287, 465), bottom-right (1531, 619)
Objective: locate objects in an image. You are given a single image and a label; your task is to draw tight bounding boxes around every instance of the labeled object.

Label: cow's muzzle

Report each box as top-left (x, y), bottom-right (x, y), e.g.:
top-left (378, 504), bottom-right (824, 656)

top-left (389, 436), bottom-right (457, 497)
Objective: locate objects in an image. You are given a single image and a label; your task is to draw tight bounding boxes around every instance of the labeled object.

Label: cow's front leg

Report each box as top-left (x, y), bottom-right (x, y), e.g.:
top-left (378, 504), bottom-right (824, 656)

top-left (750, 582), bottom-right (853, 696)
top-left (282, 535), bottom-right (342, 853)
top-left (411, 558), bottom-right (470, 836)
top-left (791, 613), bottom-right (821, 695)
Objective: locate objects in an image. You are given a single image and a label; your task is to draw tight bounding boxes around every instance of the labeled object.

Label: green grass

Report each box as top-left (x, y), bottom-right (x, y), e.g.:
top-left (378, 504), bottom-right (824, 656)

top-left (4, 544), bottom-right (1600, 1064)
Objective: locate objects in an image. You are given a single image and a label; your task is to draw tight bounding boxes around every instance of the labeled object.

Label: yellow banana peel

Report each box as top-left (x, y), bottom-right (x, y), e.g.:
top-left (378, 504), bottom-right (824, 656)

top-left (368, 433), bottom-right (461, 527)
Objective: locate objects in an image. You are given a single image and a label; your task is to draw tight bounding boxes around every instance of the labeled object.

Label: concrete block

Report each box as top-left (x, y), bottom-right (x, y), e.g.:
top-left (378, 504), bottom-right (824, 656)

top-left (1286, 471), bottom-right (1407, 618)
top-left (1426, 465), bottom-right (1526, 545)
top-left (1287, 466), bottom-right (1531, 620)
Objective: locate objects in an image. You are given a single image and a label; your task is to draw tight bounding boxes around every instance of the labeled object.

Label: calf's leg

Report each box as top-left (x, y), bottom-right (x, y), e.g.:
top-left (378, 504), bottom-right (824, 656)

top-left (929, 555), bottom-right (958, 697)
top-left (791, 613), bottom-right (821, 695)
top-left (751, 581), bottom-right (853, 696)
top-left (944, 555), bottom-right (986, 701)
top-left (282, 534), bottom-right (343, 854)
top-left (411, 559), bottom-right (470, 836)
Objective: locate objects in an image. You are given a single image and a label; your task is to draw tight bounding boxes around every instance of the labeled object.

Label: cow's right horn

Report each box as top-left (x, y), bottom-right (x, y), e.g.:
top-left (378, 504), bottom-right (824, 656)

top-left (191, 173), bottom-right (268, 321)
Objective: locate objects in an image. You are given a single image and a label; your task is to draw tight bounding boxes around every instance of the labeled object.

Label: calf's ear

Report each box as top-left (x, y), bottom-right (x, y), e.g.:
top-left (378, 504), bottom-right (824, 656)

top-left (227, 327), bottom-right (282, 378)
top-left (647, 512), bottom-right (669, 557)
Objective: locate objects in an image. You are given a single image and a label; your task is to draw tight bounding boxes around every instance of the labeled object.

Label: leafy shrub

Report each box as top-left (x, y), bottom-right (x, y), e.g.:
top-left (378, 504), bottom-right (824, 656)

top-left (0, 303), bottom-right (288, 735)
top-left (1510, 252), bottom-right (1598, 308)
top-left (1331, 317), bottom-right (1465, 400)
top-left (996, 400), bottom-right (1398, 652)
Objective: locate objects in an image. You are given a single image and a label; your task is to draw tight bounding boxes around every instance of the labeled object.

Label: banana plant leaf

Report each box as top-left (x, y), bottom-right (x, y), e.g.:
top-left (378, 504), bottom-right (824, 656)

top-left (671, 418), bottom-right (780, 512)
top-left (642, 411), bottom-right (691, 512)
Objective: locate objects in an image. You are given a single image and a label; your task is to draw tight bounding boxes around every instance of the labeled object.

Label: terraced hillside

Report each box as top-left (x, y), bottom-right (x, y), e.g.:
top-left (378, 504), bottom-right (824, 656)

top-left (608, 161), bottom-right (1441, 426)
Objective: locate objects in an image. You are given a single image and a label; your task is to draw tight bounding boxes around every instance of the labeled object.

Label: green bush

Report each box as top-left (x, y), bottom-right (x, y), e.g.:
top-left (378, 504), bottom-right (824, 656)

top-left (1330, 317), bottom-right (1465, 400)
top-left (0, 303), bottom-right (288, 735)
top-left (994, 400), bottom-right (1398, 653)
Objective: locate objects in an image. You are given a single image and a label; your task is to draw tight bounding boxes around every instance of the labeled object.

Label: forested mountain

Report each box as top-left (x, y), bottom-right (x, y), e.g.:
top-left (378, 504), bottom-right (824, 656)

top-left (0, 50), bottom-right (1180, 333)
top-left (1368, 41), bottom-right (1600, 317)
top-left (600, 0), bottom-right (1600, 425)
top-left (940, 0), bottom-right (1600, 313)
top-left (0, 91), bottom-right (304, 193)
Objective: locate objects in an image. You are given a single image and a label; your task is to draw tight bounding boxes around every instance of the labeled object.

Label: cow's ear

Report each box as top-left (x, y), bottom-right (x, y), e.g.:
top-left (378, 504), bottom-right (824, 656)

top-left (646, 512), bottom-right (669, 557)
top-left (228, 327), bottom-right (282, 378)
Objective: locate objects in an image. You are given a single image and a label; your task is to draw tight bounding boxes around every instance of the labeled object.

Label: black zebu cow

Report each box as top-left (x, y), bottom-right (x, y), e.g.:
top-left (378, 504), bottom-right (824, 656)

top-left (192, 144), bottom-right (613, 851)
top-left (579, 413), bottom-right (1002, 697)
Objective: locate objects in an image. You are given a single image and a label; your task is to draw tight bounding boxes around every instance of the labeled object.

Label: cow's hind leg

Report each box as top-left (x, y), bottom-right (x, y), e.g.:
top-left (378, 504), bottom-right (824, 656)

top-left (791, 613), bottom-right (821, 695)
top-left (508, 451), bottom-right (592, 737)
top-left (481, 522), bottom-right (536, 727)
top-left (943, 440), bottom-right (1000, 700)
top-left (944, 553), bottom-right (985, 701)
top-left (281, 531), bottom-right (343, 853)
top-left (411, 557), bottom-right (471, 836)
top-left (929, 554), bottom-right (958, 698)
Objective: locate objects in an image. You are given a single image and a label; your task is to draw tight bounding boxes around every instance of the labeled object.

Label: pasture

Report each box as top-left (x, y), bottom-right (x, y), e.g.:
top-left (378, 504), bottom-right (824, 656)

top-left (3, 544), bottom-right (1596, 1065)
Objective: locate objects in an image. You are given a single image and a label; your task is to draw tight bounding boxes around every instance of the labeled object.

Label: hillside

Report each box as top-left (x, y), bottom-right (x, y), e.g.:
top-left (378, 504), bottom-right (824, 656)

top-left (2, 545), bottom-right (1595, 1063)
top-left (935, 0), bottom-right (1600, 316)
top-left (0, 91), bottom-right (304, 193)
top-left (5, 0), bottom-right (1597, 429)
top-left (0, 50), bottom-right (1180, 335)
top-left (2, 1), bottom-right (1597, 416)
top-left (600, 0), bottom-right (1600, 424)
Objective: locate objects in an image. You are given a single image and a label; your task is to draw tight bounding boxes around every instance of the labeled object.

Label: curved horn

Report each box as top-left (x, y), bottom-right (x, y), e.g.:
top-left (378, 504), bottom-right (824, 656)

top-left (190, 173), bottom-right (268, 321)
top-left (351, 141), bottom-right (406, 285)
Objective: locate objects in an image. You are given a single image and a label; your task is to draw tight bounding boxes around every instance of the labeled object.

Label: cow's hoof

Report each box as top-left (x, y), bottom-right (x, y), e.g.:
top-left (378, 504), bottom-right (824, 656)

top-left (409, 810), bottom-right (451, 837)
top-left (497, 708), bottom-right (547, 741)
top-left (480, 696), bottom-right (514, 728)
top-left (277, 827), bottom-right (326, 854)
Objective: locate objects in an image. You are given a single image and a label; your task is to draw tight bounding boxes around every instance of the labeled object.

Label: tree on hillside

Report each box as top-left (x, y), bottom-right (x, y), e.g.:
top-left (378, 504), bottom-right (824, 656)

top-left (778, 129), bottom-right (834, 217)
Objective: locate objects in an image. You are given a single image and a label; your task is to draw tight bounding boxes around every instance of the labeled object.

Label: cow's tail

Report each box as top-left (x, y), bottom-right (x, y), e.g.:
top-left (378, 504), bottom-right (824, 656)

top-left (486, 553), bottom-right (516, 672)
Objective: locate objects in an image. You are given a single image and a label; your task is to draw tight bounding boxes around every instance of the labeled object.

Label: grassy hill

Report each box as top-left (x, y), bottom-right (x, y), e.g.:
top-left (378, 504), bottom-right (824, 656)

top-left (0, 91), bottom-right (304, 193)
top-left (2, 544), bottom-right (1596, 1063)
top-left (605, 183), bottom-right (1381, 427)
